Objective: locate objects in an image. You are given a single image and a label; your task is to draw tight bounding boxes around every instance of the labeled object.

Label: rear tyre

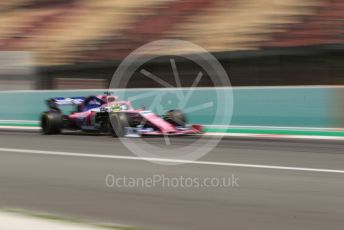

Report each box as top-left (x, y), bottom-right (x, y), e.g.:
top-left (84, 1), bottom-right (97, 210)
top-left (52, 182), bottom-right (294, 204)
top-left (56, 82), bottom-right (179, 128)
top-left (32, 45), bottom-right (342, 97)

top-left (41, 111), bottom-right (63, 134)
top-left (164, 109), bottom-right (187, 127)
top-left (109, 113), bottom-right (128, 137)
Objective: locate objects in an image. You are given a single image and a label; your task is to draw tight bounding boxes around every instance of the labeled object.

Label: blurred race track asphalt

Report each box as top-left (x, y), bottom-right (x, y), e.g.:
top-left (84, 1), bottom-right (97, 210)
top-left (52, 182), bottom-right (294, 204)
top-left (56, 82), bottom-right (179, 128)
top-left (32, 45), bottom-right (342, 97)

top-left (0, 131), bottom-right (344, 230)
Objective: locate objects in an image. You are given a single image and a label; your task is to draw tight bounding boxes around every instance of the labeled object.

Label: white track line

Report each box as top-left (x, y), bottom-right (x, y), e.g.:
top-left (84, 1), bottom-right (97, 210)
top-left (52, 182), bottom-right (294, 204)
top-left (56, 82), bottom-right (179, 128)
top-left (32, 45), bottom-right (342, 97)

top-left (1, 126), bottom-right (344, 140)
top-left (0, 147), bottom-right (344, 174)
top-left (0, 120), bottom-right (39, 123)
top-left (206, 132), bottom-right (344, 140)
top-left (0, 212), bottom-right (105, 230)
top-left (205, 124), bottom-right (344, 131)
top-left (0, 126), bottom-right (40, 130)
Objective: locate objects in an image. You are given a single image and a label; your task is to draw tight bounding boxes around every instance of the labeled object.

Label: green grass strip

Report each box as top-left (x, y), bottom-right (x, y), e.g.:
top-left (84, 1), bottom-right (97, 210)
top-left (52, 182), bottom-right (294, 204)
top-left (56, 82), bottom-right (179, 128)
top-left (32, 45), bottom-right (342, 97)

top-left (0, 122), bottom-right (39, 127)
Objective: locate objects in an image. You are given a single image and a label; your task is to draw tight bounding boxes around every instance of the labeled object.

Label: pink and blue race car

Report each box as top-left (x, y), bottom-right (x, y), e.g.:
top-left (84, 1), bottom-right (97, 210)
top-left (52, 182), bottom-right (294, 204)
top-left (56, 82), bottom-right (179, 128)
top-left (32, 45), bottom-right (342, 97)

top-left (41, 93), bottom-right (203, 137)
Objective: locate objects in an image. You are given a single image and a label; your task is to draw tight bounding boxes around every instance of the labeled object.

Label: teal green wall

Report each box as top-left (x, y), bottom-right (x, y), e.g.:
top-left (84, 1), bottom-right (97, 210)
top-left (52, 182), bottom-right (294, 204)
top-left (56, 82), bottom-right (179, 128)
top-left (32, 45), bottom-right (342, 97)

top-left (0, 87), bottom-right (339, 128)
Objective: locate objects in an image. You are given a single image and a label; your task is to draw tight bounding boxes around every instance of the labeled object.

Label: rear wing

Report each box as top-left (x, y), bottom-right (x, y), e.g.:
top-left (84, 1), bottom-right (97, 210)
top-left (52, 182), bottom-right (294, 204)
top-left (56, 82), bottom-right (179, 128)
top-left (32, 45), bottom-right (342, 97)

top-left (52, 97), bottom-right (85, 105)
top-left (47, 97), bottom-right (86, 110)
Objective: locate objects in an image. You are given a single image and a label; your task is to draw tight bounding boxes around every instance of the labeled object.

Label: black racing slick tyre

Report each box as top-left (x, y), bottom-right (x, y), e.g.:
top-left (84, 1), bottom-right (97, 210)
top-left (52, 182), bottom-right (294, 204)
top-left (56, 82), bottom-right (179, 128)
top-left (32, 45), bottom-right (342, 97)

top-left (109, 113), bottom-right (128, 137)
top-left (164, 109), bottom-right (187, 127)
top-left (41, 111), bottom-right (63, 134)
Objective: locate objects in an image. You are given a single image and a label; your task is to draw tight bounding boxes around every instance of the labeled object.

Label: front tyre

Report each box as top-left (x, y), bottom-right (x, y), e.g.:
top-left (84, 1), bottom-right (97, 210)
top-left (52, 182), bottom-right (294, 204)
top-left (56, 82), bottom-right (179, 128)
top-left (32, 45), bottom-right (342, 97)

top-left (164, 109), bottom-right (187, 127)
top-left (41, 111), bottom-right (63, 134)
top-left (109, 113), bottom-right (128, 137)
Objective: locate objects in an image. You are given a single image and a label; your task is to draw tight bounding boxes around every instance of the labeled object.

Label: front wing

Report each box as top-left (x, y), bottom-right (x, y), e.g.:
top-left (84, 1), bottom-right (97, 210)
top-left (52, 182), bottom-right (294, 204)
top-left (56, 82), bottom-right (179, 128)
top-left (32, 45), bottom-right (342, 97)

top-left (124, 125), bottom-right (203, 137)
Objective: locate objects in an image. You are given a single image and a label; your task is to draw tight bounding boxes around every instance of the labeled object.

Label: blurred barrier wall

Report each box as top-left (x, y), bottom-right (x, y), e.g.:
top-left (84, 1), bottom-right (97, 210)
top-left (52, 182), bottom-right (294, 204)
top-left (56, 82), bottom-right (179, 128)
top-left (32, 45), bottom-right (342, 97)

top-left (0, 51), bottom-right (37, 90)
top-left (0, 86), bottom-right (340, 128)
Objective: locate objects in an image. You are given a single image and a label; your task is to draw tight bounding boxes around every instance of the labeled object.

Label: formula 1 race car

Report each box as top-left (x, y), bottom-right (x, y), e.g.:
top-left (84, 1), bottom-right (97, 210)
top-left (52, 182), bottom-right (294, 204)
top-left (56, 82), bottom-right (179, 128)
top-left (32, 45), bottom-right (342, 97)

top-left (40, 93), bottom-right (203, 137)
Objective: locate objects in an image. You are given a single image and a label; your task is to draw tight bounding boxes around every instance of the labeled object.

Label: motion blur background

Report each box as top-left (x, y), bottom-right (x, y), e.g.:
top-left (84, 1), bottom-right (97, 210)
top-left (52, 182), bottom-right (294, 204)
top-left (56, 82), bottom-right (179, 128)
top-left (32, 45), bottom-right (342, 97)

top-left (0, 0), bottom-right (343, 90)
top-left (1, 2), bottom-right (344, 229)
